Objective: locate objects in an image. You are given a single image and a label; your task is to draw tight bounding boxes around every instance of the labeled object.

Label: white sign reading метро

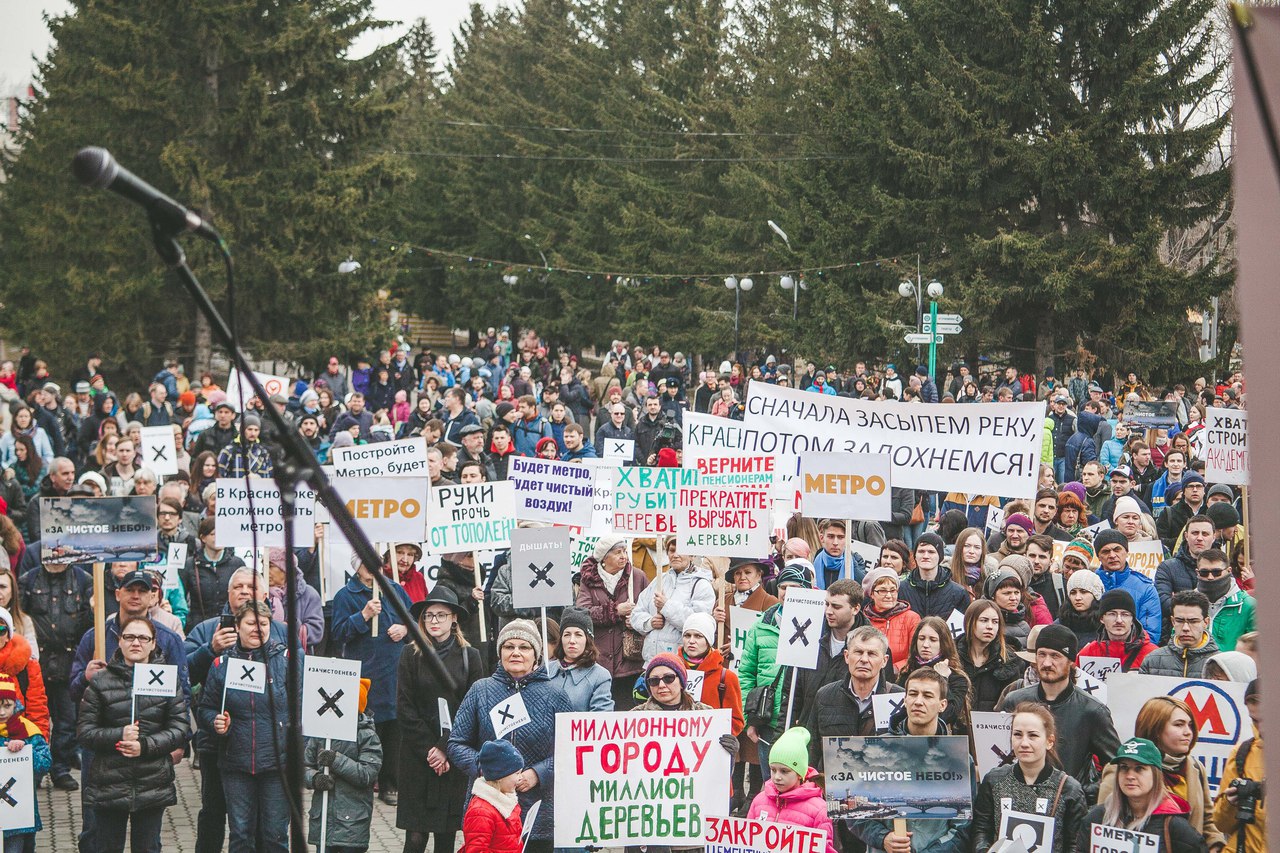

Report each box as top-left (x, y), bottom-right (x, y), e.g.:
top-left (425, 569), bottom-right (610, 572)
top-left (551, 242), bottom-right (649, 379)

top-left (742, 383), bottom-right (1044, 498)
top-left (214, 479), bottom-right (317, 547)
top-left (1204, 408), bottom-right (1249, 485)
top-left (798, 452), bottom-right (892, 520)
top-left (329, 477), bottom-right (429, 541)
top-left (331, 437), bottom-right (430, 477)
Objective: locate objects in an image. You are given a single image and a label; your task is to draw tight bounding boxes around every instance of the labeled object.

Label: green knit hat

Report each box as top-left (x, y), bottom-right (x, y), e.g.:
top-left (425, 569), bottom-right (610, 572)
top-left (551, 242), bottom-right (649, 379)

top-left (768, 726), bottom-right (811, 776)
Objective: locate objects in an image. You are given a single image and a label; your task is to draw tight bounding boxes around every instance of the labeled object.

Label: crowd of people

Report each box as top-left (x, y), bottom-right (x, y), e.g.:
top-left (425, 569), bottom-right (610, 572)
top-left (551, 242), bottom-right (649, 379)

top-left (0, 333), bottom-right (1263, 853)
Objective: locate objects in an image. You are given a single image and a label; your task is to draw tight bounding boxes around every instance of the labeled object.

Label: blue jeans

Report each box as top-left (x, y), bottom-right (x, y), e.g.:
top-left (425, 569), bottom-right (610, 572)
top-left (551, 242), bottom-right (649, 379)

top-left (46, 680), bottom-right (77, 777)
top-left (755, 732), bottom-right (774, 769)
top-left (1054, 457), bottom-right (1067, 485)
top-left (95, 805), bottom-right (165, 853)
top-left (223, 768), bottom-right (288, 853)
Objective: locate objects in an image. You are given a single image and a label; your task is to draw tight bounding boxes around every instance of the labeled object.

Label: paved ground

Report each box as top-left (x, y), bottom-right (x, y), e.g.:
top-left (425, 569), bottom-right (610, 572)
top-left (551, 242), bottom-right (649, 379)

top-left (39, 760), bottom-right (435, 852)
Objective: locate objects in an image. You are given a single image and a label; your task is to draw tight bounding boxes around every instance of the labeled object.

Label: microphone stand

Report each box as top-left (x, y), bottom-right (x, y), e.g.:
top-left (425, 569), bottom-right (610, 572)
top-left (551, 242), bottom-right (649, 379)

top-left (148, 216), bottom-right (455, 850)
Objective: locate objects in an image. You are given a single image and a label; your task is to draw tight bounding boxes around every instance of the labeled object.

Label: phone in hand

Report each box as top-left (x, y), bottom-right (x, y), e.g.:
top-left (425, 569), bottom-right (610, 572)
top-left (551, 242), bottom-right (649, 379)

top-left (219, 614), bottom-right (235, 632)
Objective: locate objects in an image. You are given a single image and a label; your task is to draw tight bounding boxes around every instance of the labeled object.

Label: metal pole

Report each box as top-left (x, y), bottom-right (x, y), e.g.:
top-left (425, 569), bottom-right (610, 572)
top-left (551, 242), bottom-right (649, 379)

top-left (793, 282), bottom-right (798, 322)
top-left (734, 285), bottom-right (741, 359)
top-left (928, 300), bottom-right (939, 386)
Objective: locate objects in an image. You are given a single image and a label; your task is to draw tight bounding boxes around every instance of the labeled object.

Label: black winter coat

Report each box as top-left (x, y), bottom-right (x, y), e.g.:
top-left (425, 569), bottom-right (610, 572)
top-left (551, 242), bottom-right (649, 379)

top-left (959, 643), bottom-right (1027, 713)
top-left (803, 677), bottom-right (903, 767)
top-left (77, 652), bottom-right (190, 812)
top-left (395, 636), bottom-right (483, 832)
top-left (973, 764), bottom-right (1088, 853)
top-left (181, 547), bottom-right (246, 631)
top-left (1078, 804), bottom-right (1208, 853)
top-left (898, 570), bottom-right (970, 620)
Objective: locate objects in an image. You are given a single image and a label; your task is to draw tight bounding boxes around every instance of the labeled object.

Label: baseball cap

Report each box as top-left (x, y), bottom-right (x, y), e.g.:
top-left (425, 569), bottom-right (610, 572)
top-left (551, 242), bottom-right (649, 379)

top-left (119, 570), bottom-right (153, 590)
top-left (1110, 738), bottom-right (1163, 769)
top-left (1109, 465), bottom-right (1133, 480)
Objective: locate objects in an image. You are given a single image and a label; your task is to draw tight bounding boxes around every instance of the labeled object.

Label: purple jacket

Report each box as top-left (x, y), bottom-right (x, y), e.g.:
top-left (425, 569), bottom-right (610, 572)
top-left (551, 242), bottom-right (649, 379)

top-left (575, 557), bottom-right (649, 679)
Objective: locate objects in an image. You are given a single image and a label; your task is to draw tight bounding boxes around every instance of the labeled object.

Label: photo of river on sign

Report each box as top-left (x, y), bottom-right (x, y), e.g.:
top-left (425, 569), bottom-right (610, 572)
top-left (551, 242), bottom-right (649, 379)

top-left (822, 736), bottom-right (972, 820)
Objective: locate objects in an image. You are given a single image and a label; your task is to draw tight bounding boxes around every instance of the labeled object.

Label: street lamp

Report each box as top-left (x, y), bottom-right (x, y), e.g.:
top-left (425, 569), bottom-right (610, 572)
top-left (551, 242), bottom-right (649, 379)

top-left (725, 275), bottom-right (753, 358)
top-left (898, 277), bottom-right (944, 381)
top-left (779, 274), bottom-right (807, 321)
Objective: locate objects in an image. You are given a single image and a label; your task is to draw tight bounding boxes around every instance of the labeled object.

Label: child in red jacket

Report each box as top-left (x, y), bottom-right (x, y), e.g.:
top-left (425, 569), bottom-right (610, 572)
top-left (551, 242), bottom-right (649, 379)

top-left (462, 739), bottom-right (524, 853)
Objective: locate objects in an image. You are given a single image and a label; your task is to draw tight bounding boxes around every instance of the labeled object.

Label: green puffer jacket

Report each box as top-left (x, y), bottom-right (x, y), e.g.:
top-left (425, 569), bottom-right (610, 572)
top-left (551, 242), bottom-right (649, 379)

top-left (738, 603), bottom-right (786, 731)
top-left (1210, 589), bottom-right (1256, 652)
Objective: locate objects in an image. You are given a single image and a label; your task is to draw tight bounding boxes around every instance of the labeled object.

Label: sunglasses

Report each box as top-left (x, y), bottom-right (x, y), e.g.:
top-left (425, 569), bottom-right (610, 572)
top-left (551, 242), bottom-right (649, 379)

top-left (1197, 568), bottom-right (1227, 579)
top-left (646, 674), bottom-right (680, 687)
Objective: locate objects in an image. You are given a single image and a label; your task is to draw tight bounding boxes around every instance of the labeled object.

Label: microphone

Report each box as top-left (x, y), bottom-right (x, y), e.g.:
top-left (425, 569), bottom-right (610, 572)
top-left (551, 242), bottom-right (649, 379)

top-left (72, 146), bottom-right (222, 243)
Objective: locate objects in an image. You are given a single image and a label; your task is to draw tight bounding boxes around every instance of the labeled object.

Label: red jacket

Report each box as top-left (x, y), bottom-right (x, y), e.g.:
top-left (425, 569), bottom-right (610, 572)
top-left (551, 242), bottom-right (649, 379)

top-left (1076, 637), bottom-right (1158, 672)
top-left (384, 565), bottom-right (427, 604)
top-left (680, 648), bottom-right (745, 736)
top-left (462, 780), bottom-right (522, 853)
top-left (0, 635), bottom-right (49, 739)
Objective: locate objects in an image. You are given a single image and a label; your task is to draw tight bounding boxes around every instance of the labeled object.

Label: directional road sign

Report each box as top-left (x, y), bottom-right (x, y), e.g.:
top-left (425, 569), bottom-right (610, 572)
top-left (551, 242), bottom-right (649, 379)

top-left (932, 324), bottom-right (963, 334)
top-left (904, 333), bottom-right (943, 344)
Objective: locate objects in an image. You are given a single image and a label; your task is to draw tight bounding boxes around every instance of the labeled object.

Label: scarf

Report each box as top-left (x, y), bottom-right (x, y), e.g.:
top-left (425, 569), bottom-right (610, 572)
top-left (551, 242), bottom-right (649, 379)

top-left (1199, 574), bottom-right (1232, 603)
top-left (965, 563), bottom-right (982, 583)
top-left (913, 652), bottom-right (946, 669)
top-left (599, 565), bottom-right (624, 596)
top-left (814, 550), bottom-right (845, 586)
top-left (734, 585), bottom-right (760, 605)
top-left (864, 600), bottom-right (910, 621)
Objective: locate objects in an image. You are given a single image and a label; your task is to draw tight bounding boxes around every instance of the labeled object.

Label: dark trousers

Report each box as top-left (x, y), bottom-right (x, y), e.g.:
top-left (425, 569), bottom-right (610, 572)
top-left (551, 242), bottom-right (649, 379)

top-left (375, 719), bottom-right (398, 791)
top-left (77, 747), bottom-right (97, 853)
top-left (96, 806), bottom-right (165, 853)
top-left (222, 768), bottom-right (289, 853)
top-left (611, 676), bottom-right (637, 710)
top-left (195, 750), bottom-right (227, 853)
top-left (46, 680), bottom-right (77, 776)
top-left (402, 830), bottom-right (455, 853)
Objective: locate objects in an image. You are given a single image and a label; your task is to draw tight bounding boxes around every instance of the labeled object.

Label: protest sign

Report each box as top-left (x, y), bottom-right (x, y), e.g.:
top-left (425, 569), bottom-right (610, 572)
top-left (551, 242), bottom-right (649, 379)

top-left (511, 526), bottom-right (572, 609)
top-left (330, 477), bottom-right (428, 541)
top-left (1125, 540), bottom-right (1165, 579)
top-left (1077, 656), bottom-right (1122, 682)
top-left (602, 437), bottom-right (635, 461)
top-left (1204, 409), bottom-right (1249, 485)
top-left (425, 482), bottom-right (516, 553)
top-left (40, 496), bottom-right (159, 564)
top-left (743, 383), bottom-right (1043, 497)
top-left (490, 692), bottom-right (531, 740)
top-left (302, 656), bottom-right (362, 742)
top-left (986, 505), bottom-right (1005, 536)
top-left (0, 747), bottom-right (35, 833)
top-left (727, 606), bottom-right (761, 673)
top-left (138, 425), bottom-right (179, 476)
top-left (144, 542), bottom-right (187, 591)
top-left (132, 663), bottom-right (178, 698)
top-left (509, 456), bottom-right (595, 527)
top-left (798, 453), bottom-right (892, 520)
top-left (703, 815), bottom-right (829, 853)
top-left (554, 709), bottom-right (732, 848)
top-left (1109, 673), bottom-right (1250, 793)
top-left (1089, 823), bottom-right (1159, 853)
top-left (683, 412), bottom-right (801, 513)
top-left (1076, 668), bottom-right (1108, 704)
top-left (690, 455), bottom-right (776, 488)
top-left (999, 810), bottom-right (1056, 853)
top-left (226, 368), bottom-right (290, 408)
top-left (612, 467), bottom-right (692, 535)
top-left (971, 711), bottom-right (1015, 779)
top-left (872, 693), bottom-right (904, 733)
top-left (1123, 400), bottom-right (1179, 428)
top-left (823, 735), bottom-right (973, 820)
top-left (225, 659), bottom-right (267, 695)
top-left (584, 460), bottom-right (616, 535)
top-left (331, 436), bottom-right (430, 477)
top-left (850, 540), bottom-right (882, 565)
top-left (676, 479), bottom-right (770, 558)
top-left (570, 534), bottom-right (600, 571)
top-left (686, 670), bottom-right (706, 698)
top-left (214, 479), bottom-right (317, 548)
top-left (946, 609), bottom-right (966, 641)
top-left (774, 588), bottom-right (826, 670)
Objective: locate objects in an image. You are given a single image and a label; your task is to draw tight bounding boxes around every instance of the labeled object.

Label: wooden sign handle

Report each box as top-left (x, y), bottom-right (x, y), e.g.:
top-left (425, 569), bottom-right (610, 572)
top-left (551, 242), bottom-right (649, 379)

top-left (92, 562), bottom-right (106, 661)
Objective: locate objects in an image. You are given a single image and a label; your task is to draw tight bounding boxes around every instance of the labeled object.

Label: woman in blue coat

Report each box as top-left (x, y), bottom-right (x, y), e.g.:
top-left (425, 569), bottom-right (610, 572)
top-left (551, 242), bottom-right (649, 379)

top-left (330, 552), bottom-right (412, 805)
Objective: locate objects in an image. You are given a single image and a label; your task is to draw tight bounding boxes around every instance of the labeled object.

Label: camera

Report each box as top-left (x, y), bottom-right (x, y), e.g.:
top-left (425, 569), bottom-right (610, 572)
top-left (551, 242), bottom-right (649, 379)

top-left (654, 414), bottom-right (680, 452)
top-left (1230, 777), bottom-right (1264, 824)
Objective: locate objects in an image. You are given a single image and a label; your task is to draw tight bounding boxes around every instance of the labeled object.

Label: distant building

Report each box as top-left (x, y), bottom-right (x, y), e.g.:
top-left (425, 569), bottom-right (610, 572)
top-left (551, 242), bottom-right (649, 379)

top-left (0, 85), bottom-right (32, 181)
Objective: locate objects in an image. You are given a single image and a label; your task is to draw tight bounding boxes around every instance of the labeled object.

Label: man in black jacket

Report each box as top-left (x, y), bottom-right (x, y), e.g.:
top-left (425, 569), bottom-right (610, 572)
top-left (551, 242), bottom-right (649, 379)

top-left (804, 625), bottom-right (903, 768)
top-left (795, 580), bottom-right (864, 724)
top-left (998, 624), bottom-right (1120, 798)
top-left (192, 401), bottom-right (239, 458)
top-left (20, 556), bottom-right (93, 789)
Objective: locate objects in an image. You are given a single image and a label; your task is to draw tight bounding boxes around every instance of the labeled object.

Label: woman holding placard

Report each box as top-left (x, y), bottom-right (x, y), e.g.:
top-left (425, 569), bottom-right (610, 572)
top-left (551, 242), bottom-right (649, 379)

top-left (78, 615), bottom-right (190, 853)
top-left (972, 703), bottom-right (1088, 853)
top-left (957, 599), bottom-right (1027, 712)
top-left (197, 602), bottom-right (293, 853)
top-left (1078, 737), bottom-right (1207, 853)
top-left (1095, 697), bottom-right (1224, 849)
top-left (397, 586), bottom-right (483, 853)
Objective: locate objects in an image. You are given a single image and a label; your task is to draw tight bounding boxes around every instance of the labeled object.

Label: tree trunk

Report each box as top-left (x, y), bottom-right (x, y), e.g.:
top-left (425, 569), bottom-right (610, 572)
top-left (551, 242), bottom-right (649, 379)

top-left (1035, 313), bottom-right (1055, 379)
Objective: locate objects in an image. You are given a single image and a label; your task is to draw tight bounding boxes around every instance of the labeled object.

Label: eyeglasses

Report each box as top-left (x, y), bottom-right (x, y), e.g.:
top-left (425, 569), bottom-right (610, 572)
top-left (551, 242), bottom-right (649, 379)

top-left (646, 674), bottom-right (679, 687)
top-left (1197, 568), bottom-right (1227, 579)
top-left (421, 612), bottom-right (453, 623)
top-left (120, 634), bottom-right (154, 645)
top-left (157, 510), bottom-right (179, 517)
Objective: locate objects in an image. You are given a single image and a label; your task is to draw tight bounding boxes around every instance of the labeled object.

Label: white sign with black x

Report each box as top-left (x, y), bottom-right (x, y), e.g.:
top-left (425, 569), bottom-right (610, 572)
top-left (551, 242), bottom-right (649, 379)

top-left (946, 608), bottom-right (966, 641)
top-left (139, 426), bottom-right (179, 476)
top-left (490, 692), bottom-right (531, 740)
top-left (603, 438), bottom-right (635, 461)
top-left (132, 663), bottom-right (178, 698)
top-left (871, 692), bottom-right (904, 733)
top-left (302, 655), bottom-right (361, 742)
top-left (774, 588), bottom-right (825, 670)
top-left (0, 747), bottom-right (34, 832)
top-left (225, 658), bottom-right (267, 695)
top-left (1075, 668), bottom-right (1107, 704)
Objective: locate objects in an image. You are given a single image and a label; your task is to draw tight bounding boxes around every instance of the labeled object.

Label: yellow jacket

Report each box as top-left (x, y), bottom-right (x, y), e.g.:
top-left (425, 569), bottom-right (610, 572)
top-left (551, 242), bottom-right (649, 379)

top-left (1213, 724), bottom-right (1265, 853)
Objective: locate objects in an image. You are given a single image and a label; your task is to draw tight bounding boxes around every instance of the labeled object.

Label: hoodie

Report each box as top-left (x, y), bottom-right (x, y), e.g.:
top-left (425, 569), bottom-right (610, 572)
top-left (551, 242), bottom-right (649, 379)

top-left (1064, 410), bottom-right (1101, 479)
top-left (745, 770), bottom-right (838, 853)
top-left (1098, 564), bottom-right (1163, 644)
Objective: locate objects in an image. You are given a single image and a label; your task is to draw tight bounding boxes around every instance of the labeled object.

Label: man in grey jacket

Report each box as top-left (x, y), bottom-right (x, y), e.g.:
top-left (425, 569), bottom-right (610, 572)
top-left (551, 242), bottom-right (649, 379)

top-left (1139, 589), bottom-right (1219, 678)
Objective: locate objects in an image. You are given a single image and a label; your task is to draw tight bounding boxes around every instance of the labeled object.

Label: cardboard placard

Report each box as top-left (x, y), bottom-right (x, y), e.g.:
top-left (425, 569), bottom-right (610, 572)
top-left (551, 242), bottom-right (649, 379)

top-left (214, 479), bottom-right (317, 548)
top-left (0, 747), bottom-right (35, 832)
top-left (509, 456), bottom-right (596, 527)
top-left (773, 588), bottom-right (826, 670)
top-left (511, 526), bottom-right (573, 609)
top-left (1203, 409), bottom-right (1249, 485)
top-left (330, 477), bottom-right (429, 541)
top-left (330, 436), bottom-right (430, 478)
top-left (40, 496), bottom-right (159, 564)
top-left (425, 481), bottom-right (516, 554)
top-left (138, 426), bottom-right (179, 476)
top-left (704, 815), bottom-right (829, 853)
top-left (132, 663), bottom-right (178, 698)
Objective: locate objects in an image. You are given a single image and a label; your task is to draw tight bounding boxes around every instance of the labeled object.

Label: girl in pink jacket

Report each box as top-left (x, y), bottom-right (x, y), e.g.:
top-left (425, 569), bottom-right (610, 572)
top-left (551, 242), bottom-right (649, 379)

top-left (746, 726), bottom-right (838, 853)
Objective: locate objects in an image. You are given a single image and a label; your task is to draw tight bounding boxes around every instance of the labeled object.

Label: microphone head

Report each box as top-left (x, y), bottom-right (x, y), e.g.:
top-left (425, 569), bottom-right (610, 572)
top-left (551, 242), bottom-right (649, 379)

top-left (72, 147), bottom-right (117, 189)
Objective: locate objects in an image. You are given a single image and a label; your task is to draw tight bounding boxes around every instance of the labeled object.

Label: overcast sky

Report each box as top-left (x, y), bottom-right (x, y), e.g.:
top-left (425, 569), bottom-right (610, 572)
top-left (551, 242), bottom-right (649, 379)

top-left (1, 0), bottom-right (502, 93)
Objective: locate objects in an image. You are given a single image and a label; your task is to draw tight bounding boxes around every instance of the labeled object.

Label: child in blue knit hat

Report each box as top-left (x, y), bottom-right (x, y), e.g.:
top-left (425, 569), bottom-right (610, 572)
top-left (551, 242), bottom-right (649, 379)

top-left (462, 739), bottom-right (525, 853)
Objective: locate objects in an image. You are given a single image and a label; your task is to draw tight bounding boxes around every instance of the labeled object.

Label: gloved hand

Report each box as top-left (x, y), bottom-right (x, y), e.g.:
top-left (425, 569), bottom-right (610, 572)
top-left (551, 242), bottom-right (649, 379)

top-left (719, 734), bottom-right (740, 758)
top-left (312, 773), bottom-right (336, 793)
top-left (317, 749), bottom-right (337, 769)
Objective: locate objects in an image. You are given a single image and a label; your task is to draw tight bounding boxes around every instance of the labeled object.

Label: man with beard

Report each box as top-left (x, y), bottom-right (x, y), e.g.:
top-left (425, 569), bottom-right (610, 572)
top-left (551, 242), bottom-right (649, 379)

top-left (999, 624), bottom-right (1120, 798)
